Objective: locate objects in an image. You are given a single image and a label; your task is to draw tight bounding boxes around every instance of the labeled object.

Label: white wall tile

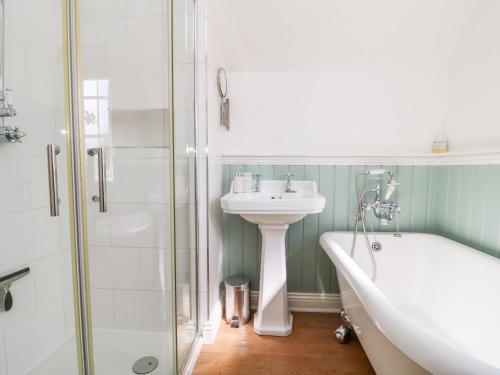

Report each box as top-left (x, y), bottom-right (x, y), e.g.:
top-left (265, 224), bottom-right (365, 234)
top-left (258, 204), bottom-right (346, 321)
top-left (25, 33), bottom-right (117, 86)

top-left (196, 15), bottom-right (207, 64)
top-left (138, 158), bottom-right (169, 203)
top-left (80, 0), bottom-right (131, 19)
top-left (173, 64), bottom-right (195, 112)
top-left (114, 290), bottom-right (171, 331)
top-left (173, 111), bottom-right (195, 159)
top-left (174, 203), bottom-right (196, 250)
top-left (80, 44), bottom-right (108, 67)
top-left (86, 204), bottom-right (111, 246)
top-left (139, 248), bottom-right (171, 291)
top-left (126, 111), bottom-right (166, 147)
top-left (25, 208), bottom-right (61, 261)
top-left (0, 209), bottom-right (59, 272)
top-left (26, 49), bottom-right (60, 109)
top-left (195, 64), bottom-right (207, 112)
top-left (29, 156), bottom-right (49, 209)
top-left (90, 289), bottom-right (115, 329)
top-left (80, 20), bottom-right (107, 45)
top-left (63, 292), bottom-right (76, 338)
top-left (131, 0), bottom-right (165, 17)
top-left (135, 65), bottom-right (167, 110)
top-left (106, 17), bottom-right (167, 66)
top-left (8, 98), bottom-right (57, 154)
top-left (0, 156), bottom-right (30, 214)
top-left (89, 246), bottom-right (140, 290)
top-left (173, 0), bottom-right (194, 16)
top-left (110, 204), bottom-right (170, 248)
top-left (108, 66), bottom-right (136, 110)
top-left (0, 334), bottom-right (6, 375)
top-left (196, 0), bottom-right (207, 15)
top-left (173, 15), bottom-right (195, 64)
top-left (5, 36), bottom-right (27, 99)
top-left (34, 251), bottom-right (67, 308)
top-left (110, 110), bottom-right (168, 147)
top-left (7, 0), bottom-right (60, 59)
top-left (4, 300), bottom-right (66, 375)
top-left (109, 158), bottom-right (139, 203)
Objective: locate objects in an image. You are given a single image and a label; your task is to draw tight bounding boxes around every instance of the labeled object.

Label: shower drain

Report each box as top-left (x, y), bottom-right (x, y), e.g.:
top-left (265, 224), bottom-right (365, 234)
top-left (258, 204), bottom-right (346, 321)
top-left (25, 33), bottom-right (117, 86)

top-left (132, 356), bottom-right (159, 374)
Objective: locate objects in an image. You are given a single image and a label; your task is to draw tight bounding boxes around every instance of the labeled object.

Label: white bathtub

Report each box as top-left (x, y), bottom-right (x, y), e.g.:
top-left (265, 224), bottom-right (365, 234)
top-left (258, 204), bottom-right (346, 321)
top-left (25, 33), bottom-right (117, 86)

top-left (320, 232), bottom-right (500, 375)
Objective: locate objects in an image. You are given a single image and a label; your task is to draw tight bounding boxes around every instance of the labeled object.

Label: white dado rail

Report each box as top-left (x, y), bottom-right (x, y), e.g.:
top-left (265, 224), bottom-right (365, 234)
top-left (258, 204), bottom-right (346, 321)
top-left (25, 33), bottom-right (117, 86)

top-left (221, 149), bottom-right (500, 165)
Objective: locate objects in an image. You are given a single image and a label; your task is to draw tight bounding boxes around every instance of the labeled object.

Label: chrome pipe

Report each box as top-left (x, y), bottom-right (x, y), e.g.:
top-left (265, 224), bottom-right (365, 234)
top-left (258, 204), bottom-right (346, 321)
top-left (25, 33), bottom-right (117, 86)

top-left (87, 147), bottom-right (107, 213)
top-left (46, 144), bottom-right (61, 217)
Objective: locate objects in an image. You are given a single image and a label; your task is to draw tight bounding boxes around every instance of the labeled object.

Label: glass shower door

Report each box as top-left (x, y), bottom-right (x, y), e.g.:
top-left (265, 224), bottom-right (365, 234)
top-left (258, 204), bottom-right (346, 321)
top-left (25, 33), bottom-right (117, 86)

top-left (0, 0), bottom-right (80, 373)
top-left (172, 0), bottom-right (199, 368)
top-left (78, 0), bottom-right (175, 373)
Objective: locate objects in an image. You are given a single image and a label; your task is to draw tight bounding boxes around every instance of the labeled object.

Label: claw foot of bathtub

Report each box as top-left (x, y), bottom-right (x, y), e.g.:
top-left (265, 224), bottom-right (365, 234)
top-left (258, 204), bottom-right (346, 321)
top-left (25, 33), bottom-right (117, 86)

top-left (335, 309), bottom-right (353, 344)
top-left (335, 324), bottom-right (352, 344)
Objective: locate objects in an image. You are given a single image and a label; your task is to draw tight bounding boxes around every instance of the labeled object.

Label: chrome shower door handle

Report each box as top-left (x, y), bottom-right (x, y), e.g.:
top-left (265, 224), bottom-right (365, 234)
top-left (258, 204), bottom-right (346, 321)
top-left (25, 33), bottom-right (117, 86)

top-left (47, 144), bottom-right (61, 217)
top-left (87, 147), bottom-right (107, 213)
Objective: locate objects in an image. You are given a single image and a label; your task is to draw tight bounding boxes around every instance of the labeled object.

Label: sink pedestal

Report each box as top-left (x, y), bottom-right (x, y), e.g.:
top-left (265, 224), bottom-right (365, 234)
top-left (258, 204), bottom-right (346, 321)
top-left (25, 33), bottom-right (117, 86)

top-left (253, 223), bottom-right (293, 336)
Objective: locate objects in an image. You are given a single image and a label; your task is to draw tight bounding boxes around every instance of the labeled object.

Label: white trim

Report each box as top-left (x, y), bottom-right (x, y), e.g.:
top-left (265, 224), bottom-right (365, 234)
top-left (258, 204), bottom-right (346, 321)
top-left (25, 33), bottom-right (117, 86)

top-left (221, 150), bottom-right (500, 165)
top-left (181, 334), bottom-right (204, 375)
top-left (202, 300), bottom-right (223, 344)
top-left (251, 291), bottom-right (342, 313)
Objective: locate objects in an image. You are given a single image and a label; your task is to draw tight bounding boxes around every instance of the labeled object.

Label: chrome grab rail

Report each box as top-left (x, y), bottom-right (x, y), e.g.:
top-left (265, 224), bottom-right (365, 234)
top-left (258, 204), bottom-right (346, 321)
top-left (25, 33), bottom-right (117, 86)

top-left (87, 147), bottom-right (107, 213)
top-left (46, 144), bottom-right (61, 217)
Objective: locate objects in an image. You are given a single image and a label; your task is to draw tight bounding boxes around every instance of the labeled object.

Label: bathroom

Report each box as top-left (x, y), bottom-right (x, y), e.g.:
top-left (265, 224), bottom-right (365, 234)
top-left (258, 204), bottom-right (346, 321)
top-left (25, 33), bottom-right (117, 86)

top-left (0, 0), bottom-right (499, 374)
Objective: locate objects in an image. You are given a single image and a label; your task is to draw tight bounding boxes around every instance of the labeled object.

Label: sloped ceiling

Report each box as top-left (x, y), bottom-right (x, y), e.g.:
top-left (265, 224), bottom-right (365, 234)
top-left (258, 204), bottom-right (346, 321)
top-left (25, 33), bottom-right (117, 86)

top-left (209, 0), bottom-right (482, 72)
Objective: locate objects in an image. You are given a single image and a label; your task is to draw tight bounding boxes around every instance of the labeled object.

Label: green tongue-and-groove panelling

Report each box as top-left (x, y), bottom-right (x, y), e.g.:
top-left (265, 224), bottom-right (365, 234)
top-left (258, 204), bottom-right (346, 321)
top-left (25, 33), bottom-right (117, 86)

top-left (222, 164), bottom-right (500, 293)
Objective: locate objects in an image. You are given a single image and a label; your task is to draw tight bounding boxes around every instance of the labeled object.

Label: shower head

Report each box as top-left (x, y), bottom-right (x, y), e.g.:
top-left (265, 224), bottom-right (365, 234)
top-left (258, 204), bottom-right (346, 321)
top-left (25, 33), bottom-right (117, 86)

top-left (384, 178), bottom-right (399, 201)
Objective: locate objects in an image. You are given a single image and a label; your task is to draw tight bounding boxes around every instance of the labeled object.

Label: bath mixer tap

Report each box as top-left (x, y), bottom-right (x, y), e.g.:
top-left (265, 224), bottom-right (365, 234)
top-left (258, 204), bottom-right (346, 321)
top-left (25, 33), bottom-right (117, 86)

top-left (357, 171), bottom-right (401, 225)
top-left (283, 173), bottom-right (297, 193)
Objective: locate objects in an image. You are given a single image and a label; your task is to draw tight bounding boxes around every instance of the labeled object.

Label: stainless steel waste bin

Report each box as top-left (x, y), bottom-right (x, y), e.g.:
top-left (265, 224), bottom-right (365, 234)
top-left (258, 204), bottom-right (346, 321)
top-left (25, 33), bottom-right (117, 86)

top-left (224, 275), bottom-right (250, 327)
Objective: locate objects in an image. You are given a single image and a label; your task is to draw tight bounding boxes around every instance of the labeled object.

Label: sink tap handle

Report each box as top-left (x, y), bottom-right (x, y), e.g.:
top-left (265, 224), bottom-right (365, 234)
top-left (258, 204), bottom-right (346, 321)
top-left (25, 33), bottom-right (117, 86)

top-left (254, 173), bottom-right (263, 192)
top-left (283, 173), bottom-right (297, 193)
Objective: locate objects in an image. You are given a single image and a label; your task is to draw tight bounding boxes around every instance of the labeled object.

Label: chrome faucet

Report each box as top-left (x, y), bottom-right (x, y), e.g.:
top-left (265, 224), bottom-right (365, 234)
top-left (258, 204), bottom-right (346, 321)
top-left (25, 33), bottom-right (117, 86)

top-left (283, 173), bottom-right (297, 193)
top-left (361, 183), bottom-right (401, 225)
top-left (357, 170), bottom-right (401, 225)
top-left (0, 89), bottom-right (25, 143)
top-left (254, 173), bottom-right (262, 192)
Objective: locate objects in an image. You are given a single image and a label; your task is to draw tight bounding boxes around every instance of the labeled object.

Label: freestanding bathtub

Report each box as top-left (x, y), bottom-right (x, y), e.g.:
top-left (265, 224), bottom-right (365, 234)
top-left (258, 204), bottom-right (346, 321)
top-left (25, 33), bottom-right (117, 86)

top-left (320, 232), bottom-right (500, 375)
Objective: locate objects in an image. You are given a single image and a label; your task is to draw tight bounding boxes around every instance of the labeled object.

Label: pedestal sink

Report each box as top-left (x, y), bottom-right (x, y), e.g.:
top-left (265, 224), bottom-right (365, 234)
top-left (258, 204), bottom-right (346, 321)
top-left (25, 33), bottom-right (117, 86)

top-left (221, 180), bottom-right (325, 336)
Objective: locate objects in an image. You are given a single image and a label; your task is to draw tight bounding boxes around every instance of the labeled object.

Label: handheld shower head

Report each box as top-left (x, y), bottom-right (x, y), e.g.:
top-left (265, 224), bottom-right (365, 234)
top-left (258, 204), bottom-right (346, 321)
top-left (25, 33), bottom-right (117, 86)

top-left (384, 178), bottom-right (399, 201)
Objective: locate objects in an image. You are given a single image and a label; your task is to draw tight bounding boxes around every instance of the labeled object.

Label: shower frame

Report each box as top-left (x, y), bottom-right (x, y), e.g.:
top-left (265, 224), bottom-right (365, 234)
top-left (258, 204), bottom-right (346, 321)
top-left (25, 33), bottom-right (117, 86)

top-left (60, 0), bottom-right (199, 373)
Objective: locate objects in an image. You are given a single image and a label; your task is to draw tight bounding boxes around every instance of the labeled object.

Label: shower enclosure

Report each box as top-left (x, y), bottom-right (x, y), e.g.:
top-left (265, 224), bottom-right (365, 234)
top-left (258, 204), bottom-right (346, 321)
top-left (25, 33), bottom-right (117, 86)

top-left (0, 0), bottom-right (199, 374)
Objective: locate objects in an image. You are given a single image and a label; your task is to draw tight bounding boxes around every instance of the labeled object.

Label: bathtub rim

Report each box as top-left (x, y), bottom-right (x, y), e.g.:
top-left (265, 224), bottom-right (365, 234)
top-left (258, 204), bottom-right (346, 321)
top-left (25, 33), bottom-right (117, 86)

top-left (320, 231), bottom-right (500, 375)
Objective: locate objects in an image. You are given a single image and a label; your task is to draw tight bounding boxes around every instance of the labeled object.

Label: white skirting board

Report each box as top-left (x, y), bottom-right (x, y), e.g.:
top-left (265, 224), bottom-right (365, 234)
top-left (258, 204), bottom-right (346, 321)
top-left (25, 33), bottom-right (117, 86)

top-left (202, 299), bottom-right (223, 344)
top-left (180, 334), bottom-right (204, 375)
top-left (251, 291), bottom-right (342, 313)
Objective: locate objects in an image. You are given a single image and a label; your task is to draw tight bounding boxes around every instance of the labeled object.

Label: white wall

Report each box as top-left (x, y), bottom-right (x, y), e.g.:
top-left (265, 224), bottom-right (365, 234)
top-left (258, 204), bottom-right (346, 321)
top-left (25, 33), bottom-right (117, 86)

top-left (444, 0), bottom-right (500, 151)
top-left (207, 0), bottom-right (488, 156)
top-left (204, 0), bottom-right (500, 332)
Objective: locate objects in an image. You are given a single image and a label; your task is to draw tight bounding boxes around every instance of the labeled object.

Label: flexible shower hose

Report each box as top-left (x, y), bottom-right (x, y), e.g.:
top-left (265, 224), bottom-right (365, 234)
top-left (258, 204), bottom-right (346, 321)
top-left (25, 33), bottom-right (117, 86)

top-left (350, 175), bottom-right (377, 282)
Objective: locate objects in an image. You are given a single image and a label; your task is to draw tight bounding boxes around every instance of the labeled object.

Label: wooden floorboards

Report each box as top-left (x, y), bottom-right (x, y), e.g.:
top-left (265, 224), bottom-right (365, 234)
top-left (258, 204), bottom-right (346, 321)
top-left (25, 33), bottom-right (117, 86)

top-left (193, 312), bottom-right (375, 375)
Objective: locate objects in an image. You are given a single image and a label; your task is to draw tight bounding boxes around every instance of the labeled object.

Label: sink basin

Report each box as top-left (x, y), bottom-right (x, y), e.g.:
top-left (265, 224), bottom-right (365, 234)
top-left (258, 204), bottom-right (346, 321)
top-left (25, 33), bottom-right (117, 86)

top-left (221, 180), bottom-right (325, 225)
top-left (221, 180), bottom-right (325, 336)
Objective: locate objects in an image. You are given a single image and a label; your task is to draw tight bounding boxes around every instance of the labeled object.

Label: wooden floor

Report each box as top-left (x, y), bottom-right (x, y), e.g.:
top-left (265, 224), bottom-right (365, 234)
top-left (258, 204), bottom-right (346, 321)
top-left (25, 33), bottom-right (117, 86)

top-left (193, 312), bottom-right (375, 375)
